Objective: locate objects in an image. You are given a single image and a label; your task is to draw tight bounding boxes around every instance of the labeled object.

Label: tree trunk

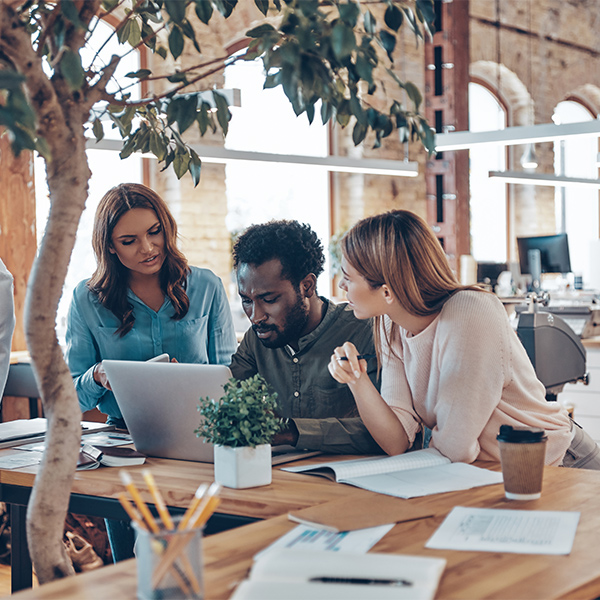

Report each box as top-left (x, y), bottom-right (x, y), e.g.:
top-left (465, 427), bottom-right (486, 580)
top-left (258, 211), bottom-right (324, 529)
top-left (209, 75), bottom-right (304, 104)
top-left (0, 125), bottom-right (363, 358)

top-left (24, 137), bottom-right (91, 583)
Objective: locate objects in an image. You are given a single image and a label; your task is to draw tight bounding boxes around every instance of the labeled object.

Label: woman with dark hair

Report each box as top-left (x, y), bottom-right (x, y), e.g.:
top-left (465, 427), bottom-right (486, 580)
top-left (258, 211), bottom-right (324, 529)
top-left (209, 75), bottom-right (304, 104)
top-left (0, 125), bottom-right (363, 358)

top-left (66, 183), bottom-right (237, 428)
top-left (329, 209), bottom-right (600, 470)
top-left (66, 183), bottom-right (236, 562)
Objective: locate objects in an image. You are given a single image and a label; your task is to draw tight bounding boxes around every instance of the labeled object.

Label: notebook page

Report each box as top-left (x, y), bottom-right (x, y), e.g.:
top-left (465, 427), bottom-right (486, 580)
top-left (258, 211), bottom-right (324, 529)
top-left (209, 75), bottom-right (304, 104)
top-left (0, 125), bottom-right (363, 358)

top-left (283, 448), bottom-right (449, 481)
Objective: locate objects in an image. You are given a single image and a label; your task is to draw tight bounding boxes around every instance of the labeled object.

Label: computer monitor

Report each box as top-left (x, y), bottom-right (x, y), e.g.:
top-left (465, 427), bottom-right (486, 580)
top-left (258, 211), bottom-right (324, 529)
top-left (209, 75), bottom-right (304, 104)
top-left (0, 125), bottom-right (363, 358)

top-left (517, 233), bottom-right (572, 275)
top-left (476, 262), bottom-right (508, 288)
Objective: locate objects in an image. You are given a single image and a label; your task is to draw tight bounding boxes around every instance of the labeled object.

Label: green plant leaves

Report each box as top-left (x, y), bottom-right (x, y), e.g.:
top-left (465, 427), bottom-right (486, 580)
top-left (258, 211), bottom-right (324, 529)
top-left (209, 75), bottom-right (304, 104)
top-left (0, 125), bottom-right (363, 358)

top-left (196, 375), bottom-right (283, 448)
top-left (60, 49), bottom-right (85, 91)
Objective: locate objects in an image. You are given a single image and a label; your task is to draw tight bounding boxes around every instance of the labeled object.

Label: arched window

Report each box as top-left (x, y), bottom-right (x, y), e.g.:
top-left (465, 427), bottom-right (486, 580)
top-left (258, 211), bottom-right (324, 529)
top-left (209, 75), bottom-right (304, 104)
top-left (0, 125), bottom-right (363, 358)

top-left (35, 19), bottom-right (142, 341)
top-left (224, 57), bottom-right (331, 290)
top-left (468, 82), bottom-right (508, 262)
top-left (553, 101), bottom-right (597, 287)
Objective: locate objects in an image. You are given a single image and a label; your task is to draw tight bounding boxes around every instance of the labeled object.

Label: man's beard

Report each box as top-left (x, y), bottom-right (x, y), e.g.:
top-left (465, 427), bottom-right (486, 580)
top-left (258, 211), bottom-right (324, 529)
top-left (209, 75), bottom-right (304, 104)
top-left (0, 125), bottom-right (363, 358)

top-left (253, 293), bottom-right (310, 349)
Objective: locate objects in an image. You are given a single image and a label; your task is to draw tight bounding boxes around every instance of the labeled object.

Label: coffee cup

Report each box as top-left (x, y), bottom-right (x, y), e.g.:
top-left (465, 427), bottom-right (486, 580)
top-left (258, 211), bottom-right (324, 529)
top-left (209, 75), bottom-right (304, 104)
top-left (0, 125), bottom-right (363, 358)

top-left (497, 425), bottom-right (547, 500)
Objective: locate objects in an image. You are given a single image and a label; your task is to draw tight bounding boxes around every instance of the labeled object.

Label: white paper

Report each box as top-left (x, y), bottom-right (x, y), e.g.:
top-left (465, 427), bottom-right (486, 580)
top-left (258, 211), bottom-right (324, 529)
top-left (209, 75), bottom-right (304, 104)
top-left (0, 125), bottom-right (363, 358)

top-left (426, 506), bottom-right (580, 555)
top-left (232, 548), bottom-right (446, 600)
top-left (0, 451), bottom-right (43, 469)
top-left (255, 523), bottom-right (395, 560)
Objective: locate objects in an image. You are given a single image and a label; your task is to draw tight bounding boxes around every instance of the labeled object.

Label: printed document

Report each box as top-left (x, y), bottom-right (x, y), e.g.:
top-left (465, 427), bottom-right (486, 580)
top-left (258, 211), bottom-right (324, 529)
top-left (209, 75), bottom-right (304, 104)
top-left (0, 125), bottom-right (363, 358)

top-left (426, 506), bottom-right (580, 555)
top-left (256, 523), bottom-right (395, 560)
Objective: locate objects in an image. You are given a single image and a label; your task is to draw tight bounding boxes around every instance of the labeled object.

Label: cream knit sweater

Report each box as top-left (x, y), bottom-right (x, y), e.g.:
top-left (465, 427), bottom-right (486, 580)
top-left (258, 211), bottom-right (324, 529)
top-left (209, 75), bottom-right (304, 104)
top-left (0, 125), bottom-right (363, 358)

top-left (380, 290), bottom-right (572, 466)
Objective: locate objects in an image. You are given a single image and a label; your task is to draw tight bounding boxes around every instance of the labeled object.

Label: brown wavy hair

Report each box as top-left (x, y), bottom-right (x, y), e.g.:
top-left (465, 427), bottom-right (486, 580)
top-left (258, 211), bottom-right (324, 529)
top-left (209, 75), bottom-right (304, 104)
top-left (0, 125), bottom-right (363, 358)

top-left (87, 183), bottom-right (190, 336)
top-left (341, 209), bottom-right (482, 355)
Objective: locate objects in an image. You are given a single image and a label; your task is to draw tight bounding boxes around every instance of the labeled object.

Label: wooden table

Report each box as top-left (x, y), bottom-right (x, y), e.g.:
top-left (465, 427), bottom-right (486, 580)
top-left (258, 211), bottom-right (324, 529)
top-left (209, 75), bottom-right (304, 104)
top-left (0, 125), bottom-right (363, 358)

top-left (0, 453), bottom-right (354, 591)
top-left (7, 465), bottom-right (600, 600)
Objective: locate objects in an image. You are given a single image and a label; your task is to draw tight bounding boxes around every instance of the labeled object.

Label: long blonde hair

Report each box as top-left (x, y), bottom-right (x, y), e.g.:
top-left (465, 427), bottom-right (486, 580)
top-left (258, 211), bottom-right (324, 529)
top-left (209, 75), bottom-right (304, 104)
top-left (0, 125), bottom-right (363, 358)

top-left (342, 209), bottom-right (481, 353)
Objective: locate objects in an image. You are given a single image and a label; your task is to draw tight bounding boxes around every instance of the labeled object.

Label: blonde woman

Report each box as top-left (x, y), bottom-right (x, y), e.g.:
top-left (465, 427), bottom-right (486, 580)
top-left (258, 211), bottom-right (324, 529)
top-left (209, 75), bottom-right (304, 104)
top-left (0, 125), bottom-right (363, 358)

top-left (329, 209), bottom-right (599, 470)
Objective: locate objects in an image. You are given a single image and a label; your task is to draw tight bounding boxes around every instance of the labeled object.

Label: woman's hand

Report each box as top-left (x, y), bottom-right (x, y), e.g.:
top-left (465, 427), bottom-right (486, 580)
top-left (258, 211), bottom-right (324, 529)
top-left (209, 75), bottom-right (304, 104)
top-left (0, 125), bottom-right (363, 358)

top-left (328, 341), bottom-right (369, 385)
top-left (93, 361), bottom-right (112, 390)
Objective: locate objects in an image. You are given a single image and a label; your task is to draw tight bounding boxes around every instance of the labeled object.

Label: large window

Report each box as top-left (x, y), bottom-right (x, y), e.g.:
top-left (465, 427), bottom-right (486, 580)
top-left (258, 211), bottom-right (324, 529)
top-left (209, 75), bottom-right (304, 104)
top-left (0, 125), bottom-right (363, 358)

top-left (224, 58), bottom-right (331, 291)
top-left (553, 101), bottom-right (597, 288)
top-left (468, 82), bottom-right (507, 262)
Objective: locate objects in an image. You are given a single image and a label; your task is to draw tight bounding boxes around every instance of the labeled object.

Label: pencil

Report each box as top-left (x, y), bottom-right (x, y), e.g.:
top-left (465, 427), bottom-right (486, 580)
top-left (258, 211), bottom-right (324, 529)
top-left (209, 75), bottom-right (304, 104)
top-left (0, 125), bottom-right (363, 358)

top-left (153, 484), bottom-right (221, 589)
top-left (338, 354), bottom-right (376, 361)
top-left (117, 492), bottom-right (146, 530)
top-left (119, 470), bottom-right (160, 534)
top-left (141, 469), bottom-right (202, 595)
top-left (178, 483), bottom-right (209, 531)
top-left (119, 491), bottom-right (192, 596)
top-left (142, 469), bottom-right (174, 530)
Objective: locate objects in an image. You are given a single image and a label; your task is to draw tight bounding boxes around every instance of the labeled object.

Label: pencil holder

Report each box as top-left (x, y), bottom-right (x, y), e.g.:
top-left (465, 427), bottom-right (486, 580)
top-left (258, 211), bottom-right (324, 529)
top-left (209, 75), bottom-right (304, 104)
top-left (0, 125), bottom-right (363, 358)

top-left (132, 516), bottom-right (204, 600)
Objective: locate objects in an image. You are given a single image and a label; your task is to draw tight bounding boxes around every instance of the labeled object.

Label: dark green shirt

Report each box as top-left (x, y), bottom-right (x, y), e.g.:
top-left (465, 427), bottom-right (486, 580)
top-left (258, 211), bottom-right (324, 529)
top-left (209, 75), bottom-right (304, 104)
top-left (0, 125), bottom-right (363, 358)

top-left (230, 298), bottom-right (382, 454)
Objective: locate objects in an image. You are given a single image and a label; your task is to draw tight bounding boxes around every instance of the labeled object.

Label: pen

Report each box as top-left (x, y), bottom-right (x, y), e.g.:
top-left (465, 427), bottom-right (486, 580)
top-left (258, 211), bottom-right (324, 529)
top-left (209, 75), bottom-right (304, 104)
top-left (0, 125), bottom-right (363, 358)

top-left (309, 576), bottom-right (412, 586)
top-left (338, 354), bottom-right (376, 362)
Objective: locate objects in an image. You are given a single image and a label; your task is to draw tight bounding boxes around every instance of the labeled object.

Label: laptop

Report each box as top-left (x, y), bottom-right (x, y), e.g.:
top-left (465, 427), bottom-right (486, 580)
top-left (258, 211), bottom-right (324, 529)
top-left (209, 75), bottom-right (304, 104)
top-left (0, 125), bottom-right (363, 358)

top-left (103, 360), bottom-right (230, 462)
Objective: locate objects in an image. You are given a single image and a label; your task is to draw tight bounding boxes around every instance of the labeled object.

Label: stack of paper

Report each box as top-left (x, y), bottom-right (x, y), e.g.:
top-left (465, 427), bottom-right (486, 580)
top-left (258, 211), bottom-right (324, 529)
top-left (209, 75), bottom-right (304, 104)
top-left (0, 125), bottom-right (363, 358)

top-left (230, 548), bottom-right (446, 600)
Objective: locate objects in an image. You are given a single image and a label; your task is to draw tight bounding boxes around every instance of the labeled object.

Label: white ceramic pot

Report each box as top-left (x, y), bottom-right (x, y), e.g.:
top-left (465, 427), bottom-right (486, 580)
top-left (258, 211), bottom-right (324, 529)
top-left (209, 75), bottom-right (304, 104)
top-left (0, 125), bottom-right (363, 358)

top-left (214, 444), bottom-right (272, 489)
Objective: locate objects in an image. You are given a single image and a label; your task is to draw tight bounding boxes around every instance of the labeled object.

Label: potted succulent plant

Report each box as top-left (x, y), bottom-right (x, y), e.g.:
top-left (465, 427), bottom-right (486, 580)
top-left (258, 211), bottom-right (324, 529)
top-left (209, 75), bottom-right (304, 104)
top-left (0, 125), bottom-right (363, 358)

top-left (196, 374), bottom-right (283, 489)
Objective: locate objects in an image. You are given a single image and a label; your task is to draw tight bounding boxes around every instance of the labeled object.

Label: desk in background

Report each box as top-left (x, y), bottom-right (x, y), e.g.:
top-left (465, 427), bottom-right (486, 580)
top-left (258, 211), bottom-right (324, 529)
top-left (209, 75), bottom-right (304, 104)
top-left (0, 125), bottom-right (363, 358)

top-left (7, 466), bottom-right (600, 600)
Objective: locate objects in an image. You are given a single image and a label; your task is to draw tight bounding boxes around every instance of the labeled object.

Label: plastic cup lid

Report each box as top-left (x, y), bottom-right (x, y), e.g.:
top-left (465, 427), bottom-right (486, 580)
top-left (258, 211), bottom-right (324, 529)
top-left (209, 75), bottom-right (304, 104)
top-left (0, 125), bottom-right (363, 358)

top-left (497, 424), bottom-right (547, 443)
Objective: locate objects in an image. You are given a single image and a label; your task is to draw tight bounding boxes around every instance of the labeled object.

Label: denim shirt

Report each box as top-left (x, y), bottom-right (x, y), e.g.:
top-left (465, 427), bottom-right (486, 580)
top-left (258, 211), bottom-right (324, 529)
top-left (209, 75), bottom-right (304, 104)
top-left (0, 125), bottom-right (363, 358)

top-left (66, 266), bottom-right (237, 423)
top-left (230, 298), bottom-right (382, 454)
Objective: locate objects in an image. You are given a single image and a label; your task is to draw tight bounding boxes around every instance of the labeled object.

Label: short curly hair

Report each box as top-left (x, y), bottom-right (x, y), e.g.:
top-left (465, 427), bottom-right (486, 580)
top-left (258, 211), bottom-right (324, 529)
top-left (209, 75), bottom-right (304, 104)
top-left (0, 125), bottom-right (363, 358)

top-left (233, 220), bottom-right (325, 287)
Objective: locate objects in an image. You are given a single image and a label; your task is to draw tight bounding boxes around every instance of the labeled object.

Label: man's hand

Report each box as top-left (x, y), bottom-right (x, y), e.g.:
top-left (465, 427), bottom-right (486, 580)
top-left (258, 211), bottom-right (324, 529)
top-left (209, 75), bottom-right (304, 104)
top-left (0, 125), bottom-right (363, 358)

top-left (271, 420), bottom-right (299, 446)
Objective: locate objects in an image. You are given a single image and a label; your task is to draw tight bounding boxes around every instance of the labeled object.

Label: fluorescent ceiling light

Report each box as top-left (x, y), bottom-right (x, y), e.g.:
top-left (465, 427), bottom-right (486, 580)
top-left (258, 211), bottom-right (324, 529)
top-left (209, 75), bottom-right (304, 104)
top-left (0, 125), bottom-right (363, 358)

top-left (489, 170), bottom-right (600, 188)
top-left (436, 120), bottom-right (600, 151)
top-left (86, 138), bottom-right (419, 177)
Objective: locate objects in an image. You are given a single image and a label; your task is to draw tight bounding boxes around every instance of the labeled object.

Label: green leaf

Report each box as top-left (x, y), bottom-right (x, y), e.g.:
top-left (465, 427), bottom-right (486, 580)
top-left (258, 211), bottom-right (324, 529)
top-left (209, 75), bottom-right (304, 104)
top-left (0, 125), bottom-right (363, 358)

top-left (59, 0), bottom-right (84, 29)
top-left (189, 148), bottom-right (202, 186)
top-left (60, 49), bottom-right (85, 91)
top-left (180, 20), bottom-right (201, 53)
top-left (331, 23), bottom-right (356, 61)
top-left (195, 0), bottom-right (214, 24)
top-left (178, 96), bottom-right (198, 133)
top-left (117, 20), bottom-right (132, 45)
top-left (102, 0), bottom-right (119, 10)
top-left (92, 118), bottom-right (104, 141)
top-left (363, 10), bottom-right (376, 35)
top-left (212, 90), bottom-right (231, 135)
top-left (338, 1), bottom-right (360, 27)
top-left (246, 23), bottom-right (277, 38)
top-left (384, 4), bottom-right (403, 32)
top-left (352, 120), bottom-right (367, 145)
top-left (168, 25), bottom-right (184, 59)
top-left (416, 0), bottom-right (436, 27)
top-left (254, 0), bottom-right (269, 16)
top-left (173, 151), bottom-right (191, 179)
top-left (378, 30), bottom-right (396, 62)
top-left (213, 0), bottom-right (237, 18)
top-left (149, 131), bottom-right (167, 160)
top-left (125, 69), bottom-right (152, 80)
top-left (128, 18), bottom-right (142, 47)
top-left (403, 80), bottom-right (423, 111)
top-left (165, 0), bottom-right (187, 23)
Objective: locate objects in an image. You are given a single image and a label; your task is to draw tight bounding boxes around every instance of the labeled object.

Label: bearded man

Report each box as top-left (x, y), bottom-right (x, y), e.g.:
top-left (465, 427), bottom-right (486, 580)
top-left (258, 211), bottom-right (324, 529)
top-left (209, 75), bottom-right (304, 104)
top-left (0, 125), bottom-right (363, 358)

top-left (229, 220), bottom-right (381, 454)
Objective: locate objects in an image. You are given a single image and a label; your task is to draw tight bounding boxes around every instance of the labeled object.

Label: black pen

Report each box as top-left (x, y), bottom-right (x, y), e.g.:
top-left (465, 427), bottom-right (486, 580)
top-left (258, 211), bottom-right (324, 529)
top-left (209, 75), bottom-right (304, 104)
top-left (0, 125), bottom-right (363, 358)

top-left (338, 354), bottom-right (376, 361)
top-left (309, 576), bottom-right (412, 586)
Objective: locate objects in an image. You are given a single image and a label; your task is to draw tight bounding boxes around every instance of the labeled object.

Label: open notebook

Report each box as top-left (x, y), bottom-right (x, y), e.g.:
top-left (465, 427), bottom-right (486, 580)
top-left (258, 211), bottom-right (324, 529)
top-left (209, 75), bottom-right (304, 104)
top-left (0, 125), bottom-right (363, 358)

top-left (283, 448), bottom-right (503, 498)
